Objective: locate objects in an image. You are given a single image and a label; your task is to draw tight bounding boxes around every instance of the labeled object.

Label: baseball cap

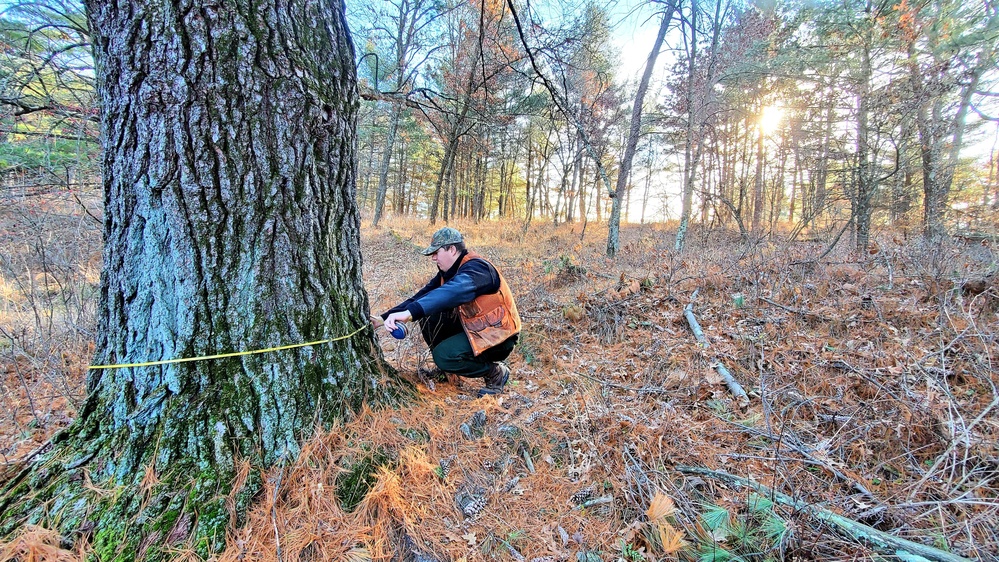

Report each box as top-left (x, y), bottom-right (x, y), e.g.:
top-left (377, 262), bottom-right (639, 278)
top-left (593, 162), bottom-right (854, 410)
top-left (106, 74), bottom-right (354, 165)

top-left (422, 227), bottom-right (463, 255)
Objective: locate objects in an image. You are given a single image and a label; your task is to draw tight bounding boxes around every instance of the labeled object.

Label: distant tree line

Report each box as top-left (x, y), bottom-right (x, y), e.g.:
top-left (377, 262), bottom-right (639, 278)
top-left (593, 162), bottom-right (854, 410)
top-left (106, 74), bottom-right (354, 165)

top-left (3, 0), bottom-right (998, 252)
top-left (348, 0), bottom-right (999, 251)
top-left (0, 0), bottom-right (98, 189)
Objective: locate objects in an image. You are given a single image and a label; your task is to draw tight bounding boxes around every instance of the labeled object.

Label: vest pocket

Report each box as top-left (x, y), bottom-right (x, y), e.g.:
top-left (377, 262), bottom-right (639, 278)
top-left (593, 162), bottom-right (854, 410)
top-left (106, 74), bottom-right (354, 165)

top-left (461, 299), bottom-right (482, 316)
top-left (464, 306), bottom-right (505, 332)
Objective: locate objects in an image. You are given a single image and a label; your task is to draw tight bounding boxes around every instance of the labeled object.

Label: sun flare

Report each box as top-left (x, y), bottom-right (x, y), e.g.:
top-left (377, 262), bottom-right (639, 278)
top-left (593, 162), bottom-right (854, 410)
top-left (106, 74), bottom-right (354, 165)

top-left (760, 104), bottom-right (784, 135)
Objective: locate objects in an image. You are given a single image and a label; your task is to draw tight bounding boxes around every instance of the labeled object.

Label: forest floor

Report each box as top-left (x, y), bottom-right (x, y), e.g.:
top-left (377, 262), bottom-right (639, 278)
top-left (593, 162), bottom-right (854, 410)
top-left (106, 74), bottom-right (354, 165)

top-left (2, 203), bottom-right (998, 560)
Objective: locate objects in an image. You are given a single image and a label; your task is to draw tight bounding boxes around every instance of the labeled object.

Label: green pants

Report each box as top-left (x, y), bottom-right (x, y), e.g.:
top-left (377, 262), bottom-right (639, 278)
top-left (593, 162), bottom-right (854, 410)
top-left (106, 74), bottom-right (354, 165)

top-left (431, 332), bottom-right (517, 378)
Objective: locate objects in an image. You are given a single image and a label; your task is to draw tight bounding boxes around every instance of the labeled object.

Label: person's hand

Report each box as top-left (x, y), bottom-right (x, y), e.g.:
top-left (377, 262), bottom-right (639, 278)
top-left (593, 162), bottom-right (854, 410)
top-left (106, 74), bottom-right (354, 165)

top-left (384, 310), bottom-right (412, 332)
top-left (369, 315), bottom-right (384, 329)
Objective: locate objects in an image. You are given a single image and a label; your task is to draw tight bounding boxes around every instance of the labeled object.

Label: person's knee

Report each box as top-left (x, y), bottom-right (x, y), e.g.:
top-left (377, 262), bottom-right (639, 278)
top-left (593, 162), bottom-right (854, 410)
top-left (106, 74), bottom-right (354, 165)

top-left (431, 345), bottom-right (465, 372)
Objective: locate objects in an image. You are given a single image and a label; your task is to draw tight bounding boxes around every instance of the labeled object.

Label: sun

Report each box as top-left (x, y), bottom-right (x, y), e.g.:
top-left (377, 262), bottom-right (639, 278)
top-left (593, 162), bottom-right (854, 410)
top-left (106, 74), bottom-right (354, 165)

top-left (760, 104), bottom-right (784, 135)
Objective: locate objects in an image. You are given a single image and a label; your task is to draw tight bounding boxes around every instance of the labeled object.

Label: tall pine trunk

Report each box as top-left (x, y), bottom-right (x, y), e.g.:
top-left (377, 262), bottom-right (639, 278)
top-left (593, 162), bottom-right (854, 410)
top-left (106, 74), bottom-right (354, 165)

top-left (0, 0), bottom-right (407, 558)
top-left (854, 14), bottom-right (874, 252)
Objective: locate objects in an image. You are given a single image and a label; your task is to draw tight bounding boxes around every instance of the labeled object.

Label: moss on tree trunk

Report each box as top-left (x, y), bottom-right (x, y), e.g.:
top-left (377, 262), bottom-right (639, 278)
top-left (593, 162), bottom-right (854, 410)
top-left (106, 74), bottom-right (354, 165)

top-left (0, 0), bottom-right (412, 557)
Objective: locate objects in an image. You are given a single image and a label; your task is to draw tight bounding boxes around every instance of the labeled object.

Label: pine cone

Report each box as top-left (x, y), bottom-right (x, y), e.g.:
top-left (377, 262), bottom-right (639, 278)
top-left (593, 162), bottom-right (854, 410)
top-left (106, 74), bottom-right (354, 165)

top-left (456, 490), bottom-right (488, 517)
top-left (463, 495), bottom-right (487, 516)
top-left (502, 476), bottom-right (520, 493)
top-left (460, 410), bottom-right (488, 439)
top-left (569, 486), bottom-right (594, 506)
top-left (438, 455), bottom-right (456, 479)
top-left (469, 410), bottom-right (487, 430)
top-left (525, 410), bottom-right (546, 425)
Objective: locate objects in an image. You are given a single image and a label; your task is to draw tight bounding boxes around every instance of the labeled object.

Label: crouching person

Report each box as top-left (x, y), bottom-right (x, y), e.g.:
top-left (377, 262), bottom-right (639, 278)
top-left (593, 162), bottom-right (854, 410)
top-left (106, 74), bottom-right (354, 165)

top-left (373, 227), bottom-right (521, 397)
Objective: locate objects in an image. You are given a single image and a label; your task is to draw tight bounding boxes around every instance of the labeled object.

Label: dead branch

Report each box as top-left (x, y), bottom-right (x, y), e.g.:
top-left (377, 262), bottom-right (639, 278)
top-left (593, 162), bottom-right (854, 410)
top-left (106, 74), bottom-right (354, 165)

top-left (573, 370), bottom-right (672, 395)
top-left (576, 496), bottom-right (613, 510)
top-left (358, 86), bottom-right (426, 110)
top-left (760, 296), bottom-right (828, 320)
top-left (719, 417), bottom-right (881, 503)
top-left (683, 301), bottom-right (708, 345)
top-left (907, 391), bottom-right (999, 501)
top-left (676, 465), bottom-right (974, 562)
top-left (521, 447), bottom-right (535, 474)
top-left (714, 361), bottom-right (750, 409)
top-left (684, 294), bottom-right (750, 407)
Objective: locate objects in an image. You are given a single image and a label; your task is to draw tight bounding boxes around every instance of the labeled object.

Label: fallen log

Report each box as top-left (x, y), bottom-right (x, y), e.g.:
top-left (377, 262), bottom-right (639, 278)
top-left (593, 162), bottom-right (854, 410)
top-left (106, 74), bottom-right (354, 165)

top-left (683, 301), bottom-right (708, 346)
top-left (684, 295), bottom-right (749, 408)
top-left (676, 465), bottom-right (973, 562)
top-left (714, 361), bottom-right (750, 409)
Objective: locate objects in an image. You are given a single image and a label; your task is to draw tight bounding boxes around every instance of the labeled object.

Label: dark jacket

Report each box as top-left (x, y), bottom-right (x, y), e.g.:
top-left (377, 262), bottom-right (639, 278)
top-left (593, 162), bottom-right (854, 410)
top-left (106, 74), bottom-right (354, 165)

top-left (383, 250), bottom-right (503, 349)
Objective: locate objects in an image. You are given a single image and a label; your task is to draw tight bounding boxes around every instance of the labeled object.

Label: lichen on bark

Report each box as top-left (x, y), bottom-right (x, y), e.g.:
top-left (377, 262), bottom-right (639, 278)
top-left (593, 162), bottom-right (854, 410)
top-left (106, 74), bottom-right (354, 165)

top-left (0, 0), bottom-right (411, 557)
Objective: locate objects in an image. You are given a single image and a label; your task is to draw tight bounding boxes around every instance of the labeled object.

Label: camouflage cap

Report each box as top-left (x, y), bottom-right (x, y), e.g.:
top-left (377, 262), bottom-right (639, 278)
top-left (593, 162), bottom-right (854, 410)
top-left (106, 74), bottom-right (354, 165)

top-left (422, 227), bottom-right (463, 255)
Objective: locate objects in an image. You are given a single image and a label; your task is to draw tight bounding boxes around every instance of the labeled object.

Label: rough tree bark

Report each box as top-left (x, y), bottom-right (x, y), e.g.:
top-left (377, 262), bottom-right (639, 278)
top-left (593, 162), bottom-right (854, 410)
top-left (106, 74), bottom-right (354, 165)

top-left (0, 0), bottom-right (408, 558)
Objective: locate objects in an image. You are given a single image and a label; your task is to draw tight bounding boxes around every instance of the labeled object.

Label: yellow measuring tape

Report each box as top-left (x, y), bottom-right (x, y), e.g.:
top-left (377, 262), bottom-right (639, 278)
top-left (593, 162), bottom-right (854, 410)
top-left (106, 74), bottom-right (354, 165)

top-left (88, 324), bottom-right (368, 370)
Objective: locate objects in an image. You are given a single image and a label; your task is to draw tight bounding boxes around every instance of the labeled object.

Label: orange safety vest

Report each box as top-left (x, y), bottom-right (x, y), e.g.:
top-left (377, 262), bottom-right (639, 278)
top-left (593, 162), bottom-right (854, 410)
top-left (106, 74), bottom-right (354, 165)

top-left (449, 252), bottom-right (522, 356)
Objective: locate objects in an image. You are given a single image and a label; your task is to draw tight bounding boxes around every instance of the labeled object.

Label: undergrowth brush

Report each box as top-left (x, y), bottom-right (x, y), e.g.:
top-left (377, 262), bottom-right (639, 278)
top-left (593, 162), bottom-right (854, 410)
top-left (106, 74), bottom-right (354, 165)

top-left (2, 213), bottom-right (997, 560)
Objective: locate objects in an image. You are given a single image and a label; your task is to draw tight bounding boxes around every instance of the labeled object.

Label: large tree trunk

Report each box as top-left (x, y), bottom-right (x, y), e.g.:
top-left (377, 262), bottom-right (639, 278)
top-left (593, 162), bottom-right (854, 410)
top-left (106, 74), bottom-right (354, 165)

top-left (0, 0), bottom-right (407, 558)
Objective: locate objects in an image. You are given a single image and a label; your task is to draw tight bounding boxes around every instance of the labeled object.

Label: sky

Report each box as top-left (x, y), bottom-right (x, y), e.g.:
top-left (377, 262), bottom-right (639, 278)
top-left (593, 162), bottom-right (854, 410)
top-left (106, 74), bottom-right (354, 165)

top-left (607, 1), bottom-right (671, 83)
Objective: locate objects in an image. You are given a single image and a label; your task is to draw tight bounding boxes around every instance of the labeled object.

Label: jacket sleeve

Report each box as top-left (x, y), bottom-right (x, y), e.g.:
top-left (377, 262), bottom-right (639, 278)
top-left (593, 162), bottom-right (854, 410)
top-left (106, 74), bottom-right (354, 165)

top-left (406, 259), bottom-right (500, 320)
top-left (381, 274), bottom-right (442, 320)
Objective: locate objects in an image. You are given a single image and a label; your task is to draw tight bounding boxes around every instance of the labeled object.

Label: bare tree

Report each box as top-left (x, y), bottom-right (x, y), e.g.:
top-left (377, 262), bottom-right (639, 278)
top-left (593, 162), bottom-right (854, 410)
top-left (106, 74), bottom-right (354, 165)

top-left (675, 0), bottom-right (729, 251)
top-left (606, 3), bottom-right (675, 257)
top-left (358, 0), bottom-right (440, 226)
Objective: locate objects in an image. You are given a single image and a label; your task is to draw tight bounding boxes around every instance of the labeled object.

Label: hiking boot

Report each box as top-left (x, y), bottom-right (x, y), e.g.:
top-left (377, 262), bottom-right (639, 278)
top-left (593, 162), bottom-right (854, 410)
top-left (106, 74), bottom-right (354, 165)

top-left (478, 363), bottom-right (510, 397)
top-left (418, 366), bottom-right (448, 382)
